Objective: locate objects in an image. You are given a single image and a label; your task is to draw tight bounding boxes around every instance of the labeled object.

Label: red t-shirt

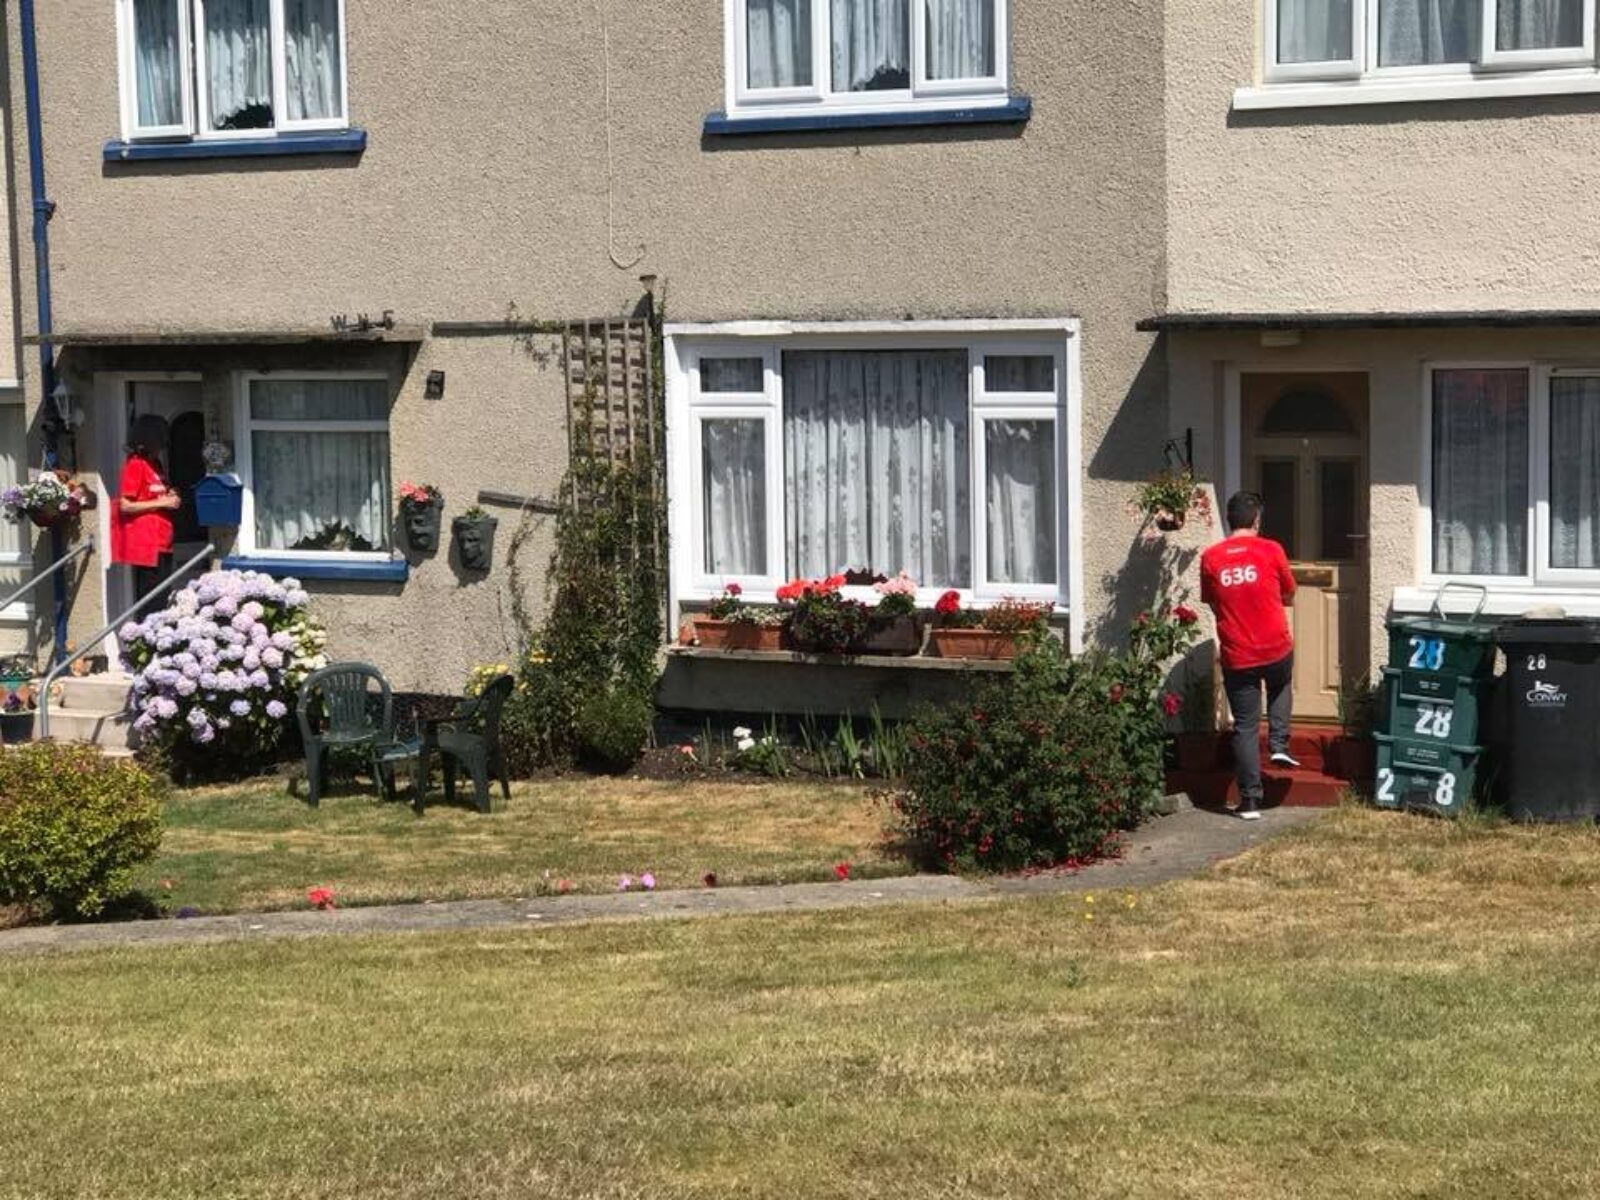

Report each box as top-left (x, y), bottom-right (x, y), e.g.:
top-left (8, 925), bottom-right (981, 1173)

top-left (1199, 534), bottom-right (1296, 671)
top-left (111, 456), bottom-right (175, 568)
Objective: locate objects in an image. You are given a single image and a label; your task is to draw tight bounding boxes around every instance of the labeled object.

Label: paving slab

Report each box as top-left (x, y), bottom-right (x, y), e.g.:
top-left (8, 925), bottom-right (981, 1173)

top-left (0, 805), bottom-right (1327, 956)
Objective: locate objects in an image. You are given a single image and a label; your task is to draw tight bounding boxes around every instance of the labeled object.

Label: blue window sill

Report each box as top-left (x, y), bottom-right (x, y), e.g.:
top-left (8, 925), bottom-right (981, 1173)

top-left (104, 128), bottom-right (367, 163)
top-left (702, 97), bottom-right (1030, 137)
top-left (221, 555), bottom-right (408, 583)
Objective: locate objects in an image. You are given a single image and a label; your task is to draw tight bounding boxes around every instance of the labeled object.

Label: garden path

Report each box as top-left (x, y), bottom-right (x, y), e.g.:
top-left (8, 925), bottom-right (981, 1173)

top-left (0, 804), bottom-right (1326, 956)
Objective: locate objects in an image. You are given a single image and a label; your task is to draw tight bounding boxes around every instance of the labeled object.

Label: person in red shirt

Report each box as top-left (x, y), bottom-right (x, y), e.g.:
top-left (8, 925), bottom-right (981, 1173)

top-left (111, 414), bottom-right (180, 603)
top-left (1199, 491), bottom-right (1298, 820)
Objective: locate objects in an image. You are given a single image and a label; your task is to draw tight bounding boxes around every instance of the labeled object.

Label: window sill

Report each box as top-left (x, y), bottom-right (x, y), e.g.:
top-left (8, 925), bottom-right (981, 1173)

top-left (221, 555), bottom-right (408, 583)
top-left (1234, 71), bottom-right (1600, 111)
top-left (702, 96), bottom-right (1031, 136)
top-left (103, 128), bottom-right (367, 163)
top-left (1393, 584), bottom-right (1600, 618)
top-left (667, 646), bottom-right (1015, 671)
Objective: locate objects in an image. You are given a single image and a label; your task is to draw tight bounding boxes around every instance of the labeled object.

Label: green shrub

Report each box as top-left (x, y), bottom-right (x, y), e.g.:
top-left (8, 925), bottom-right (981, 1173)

top-left (0, 744), bottom-right (164, 918)
top-left (575, 686), bottom-right (655, 773)
top-left (895, 603), bottom-right (1199, 872)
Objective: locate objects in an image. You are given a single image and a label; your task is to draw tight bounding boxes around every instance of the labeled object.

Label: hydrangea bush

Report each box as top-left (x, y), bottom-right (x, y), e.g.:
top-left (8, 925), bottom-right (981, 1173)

top-left (120, 570), bottom-right (327, 772)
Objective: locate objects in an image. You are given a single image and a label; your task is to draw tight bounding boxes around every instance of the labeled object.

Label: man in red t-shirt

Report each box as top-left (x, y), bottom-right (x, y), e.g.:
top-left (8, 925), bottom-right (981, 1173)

top-left (1199, 492), bottom-right (1298, 819)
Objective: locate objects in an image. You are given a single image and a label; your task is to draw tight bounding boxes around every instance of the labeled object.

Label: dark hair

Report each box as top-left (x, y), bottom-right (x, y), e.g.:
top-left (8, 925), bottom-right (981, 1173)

top-left (1226, 491), bottom-right (1263, 532)
top-left (128, 414), bottom-right (170, 462)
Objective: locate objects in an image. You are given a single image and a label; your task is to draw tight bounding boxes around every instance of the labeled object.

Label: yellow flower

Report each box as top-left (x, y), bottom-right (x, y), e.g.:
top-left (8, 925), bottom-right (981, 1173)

top-left (1084, 895), bottom-right (1095, 905)
top-left (1083, 913), bottom-right (1094, 921)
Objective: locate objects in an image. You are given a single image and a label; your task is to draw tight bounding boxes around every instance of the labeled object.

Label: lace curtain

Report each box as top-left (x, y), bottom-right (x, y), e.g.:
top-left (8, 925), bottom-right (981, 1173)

top-left (285, 0), bottom-right (343, 121)
top-left (985, 420), bottom-right (1056, 586)
top-left (748, 0), bottom-right (814, 89)
top-left (783, 349), bottom-right (971, 586)
top-left (133, 0), bottom-right (184, 127)
top-left (1378, 0), bottom-right (1480, 65)
top-left (1277, 0), bottom-right (1354, 63)
top-left (205, 0), bottom-right (273, 130)
top-left (926, 0), bottom-right (995, 79)
top-left (1432, 369), bottom-right (1528, 576)
top-left (250, 380), bottom-right (391, 553)
top-left (702, 420), bottom-right (768, 576)
top-left (1497, 0), bottom-right (1585, 50)
top-left (1551, 377), bottom-right (1600, 570)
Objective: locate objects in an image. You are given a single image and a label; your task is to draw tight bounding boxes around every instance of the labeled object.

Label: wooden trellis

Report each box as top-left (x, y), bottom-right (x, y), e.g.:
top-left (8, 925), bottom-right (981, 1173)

top-left (562, 317), bottom-right (657, 469)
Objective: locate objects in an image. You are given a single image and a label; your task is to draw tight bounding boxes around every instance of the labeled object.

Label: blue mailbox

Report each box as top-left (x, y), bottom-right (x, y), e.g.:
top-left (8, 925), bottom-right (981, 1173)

top-left (194, 474), bottom-right (243, 528)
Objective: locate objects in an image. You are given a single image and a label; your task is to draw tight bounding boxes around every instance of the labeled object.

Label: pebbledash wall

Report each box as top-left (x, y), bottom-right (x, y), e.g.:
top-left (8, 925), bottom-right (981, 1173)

top-left (1161, 0), bottom-right (1600, 670)
top-left (5, 1), bottom-right (1170, 693)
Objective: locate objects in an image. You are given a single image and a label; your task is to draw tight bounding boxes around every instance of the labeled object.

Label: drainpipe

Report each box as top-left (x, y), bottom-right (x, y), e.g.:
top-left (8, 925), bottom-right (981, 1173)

top-left (19, 0), bottom-right (69, 665)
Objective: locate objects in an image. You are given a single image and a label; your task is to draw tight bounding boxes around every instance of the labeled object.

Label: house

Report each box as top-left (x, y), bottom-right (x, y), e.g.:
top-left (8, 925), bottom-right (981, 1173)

top-left (1, 0), bottom-right (1165, 716)
top-left (1158, 0), bottom-right (1600, 723)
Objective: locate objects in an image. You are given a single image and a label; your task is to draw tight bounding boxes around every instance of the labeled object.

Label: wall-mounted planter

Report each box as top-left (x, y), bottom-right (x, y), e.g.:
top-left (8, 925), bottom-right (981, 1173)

top-left (854, 615), bottom-right (922, 656)
top-left (695, 618), bottom-right (786, 652)
top-left (194, 474), bottom-right (244, 527)
top-left (402, 502), bottom-right (443, 554)
top-left (452, 515), bottom-right (499, 572)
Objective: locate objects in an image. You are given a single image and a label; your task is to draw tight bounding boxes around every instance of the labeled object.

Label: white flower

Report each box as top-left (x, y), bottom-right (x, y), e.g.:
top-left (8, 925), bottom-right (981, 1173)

top-left (736, 737), bottom-right (756, 752)
top-left (732, 726), bottom-right (752, 739)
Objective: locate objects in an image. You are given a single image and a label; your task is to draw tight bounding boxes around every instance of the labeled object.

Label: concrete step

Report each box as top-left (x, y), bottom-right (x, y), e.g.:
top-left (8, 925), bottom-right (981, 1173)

top-left (53, 673), bottom-right (133, 712)
top-left (39, 708), bottom-right (134, 751)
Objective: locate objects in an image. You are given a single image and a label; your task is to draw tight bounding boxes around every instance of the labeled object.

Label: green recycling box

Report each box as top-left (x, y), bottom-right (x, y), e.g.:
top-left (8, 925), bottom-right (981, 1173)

top-left (1385, 615), bottom-right (1497, 685)
top-left (1373, 736), bottom-right (1487, 816)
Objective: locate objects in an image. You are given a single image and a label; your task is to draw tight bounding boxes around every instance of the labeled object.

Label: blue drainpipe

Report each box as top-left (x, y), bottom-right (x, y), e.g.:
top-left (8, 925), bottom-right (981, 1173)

top-left (19, 0), bottom-right (69, 664)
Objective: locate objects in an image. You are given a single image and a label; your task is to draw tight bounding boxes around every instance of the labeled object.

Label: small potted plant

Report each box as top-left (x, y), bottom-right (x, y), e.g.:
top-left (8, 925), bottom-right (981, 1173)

top-left (928, 593), bottom-right (1051, 660)
top-left (1, 685), bottom-right (35, 744)
top-left (398, 481), bottom-right (444, 553)
top-left (856, 571), bottom-right (923, 655)
top-left (452, 505), bottom-right (499, 572)
top-left (1135, 468), bottom-right (1210, 533)
top-left (1, 471), bottom-right (97, 537)
top-left (780, 575), bottom-right (871, 656)
top-left (694, 584), bottom-right (789, 652)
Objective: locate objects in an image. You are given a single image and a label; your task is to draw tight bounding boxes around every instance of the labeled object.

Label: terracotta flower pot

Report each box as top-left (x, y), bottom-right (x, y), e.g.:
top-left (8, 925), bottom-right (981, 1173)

top-left (929, 627), bottom-right (1019, 660)
top-left (694, 618), bottom-right (785, 652)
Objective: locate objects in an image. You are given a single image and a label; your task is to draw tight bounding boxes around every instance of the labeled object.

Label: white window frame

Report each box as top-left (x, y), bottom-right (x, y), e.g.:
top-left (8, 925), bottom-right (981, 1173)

top-left (1415, 360), bottom-right (1600, 592)
top-left (117, 0), bottom-right (349, 142)
top-left (666, 319), bottom-right (1083, 649)
top-left (724, 0), bottom-right (1011, 120)
top-left (233, 371), bottom-right (393, 563)
top-left (0, 382), bottom-right (30, 624)
top-left (1245, 0), bottom-right (1600, 108)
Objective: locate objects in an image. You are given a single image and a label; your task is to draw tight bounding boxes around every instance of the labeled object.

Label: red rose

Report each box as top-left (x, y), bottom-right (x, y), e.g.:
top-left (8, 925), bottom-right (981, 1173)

top-left (834, 862), bottom-right (852, 881)
top-left (1161, 692), bottom-right (1183, 717)
top-left (307, 887), bottom-right (336, 911)
top-left (935, 589), bottom-right (963, 616)
top-left (1174, 604), bottom-right (1199, 625)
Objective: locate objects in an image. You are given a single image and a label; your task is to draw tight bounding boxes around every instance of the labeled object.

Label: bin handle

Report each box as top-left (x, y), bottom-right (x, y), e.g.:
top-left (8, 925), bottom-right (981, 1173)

top-left (1431, 581), bottom-right (1489, 620)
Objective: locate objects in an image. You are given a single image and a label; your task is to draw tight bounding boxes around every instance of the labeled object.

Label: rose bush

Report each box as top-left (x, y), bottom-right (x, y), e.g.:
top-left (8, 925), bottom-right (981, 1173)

top-left (121, 569), bottom-right (327, 777)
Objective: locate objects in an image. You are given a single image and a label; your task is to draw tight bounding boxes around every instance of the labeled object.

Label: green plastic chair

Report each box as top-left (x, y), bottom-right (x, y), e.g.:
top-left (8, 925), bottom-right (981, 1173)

top-left (416, 673), bottom-right (515, 814)
top-left (295, 662), bottom-right (406, 807)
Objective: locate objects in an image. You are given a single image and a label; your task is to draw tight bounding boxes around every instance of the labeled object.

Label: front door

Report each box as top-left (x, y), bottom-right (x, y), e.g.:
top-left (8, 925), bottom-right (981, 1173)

top-left (1242, 372), bottom-right (1369, 722)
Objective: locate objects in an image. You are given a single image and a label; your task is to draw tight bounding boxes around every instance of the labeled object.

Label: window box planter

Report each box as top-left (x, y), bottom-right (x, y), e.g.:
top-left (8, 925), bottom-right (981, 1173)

top-left (1, 710), bottom-right (35, 745)
top-left (452, 514), bottom-right (499, 572)
top-left (928, 628), bottom-right (1021, 661)
top-left (854, 614), bottom-right (923, 656)
top-left (694, 618), bottom-right (786, 653)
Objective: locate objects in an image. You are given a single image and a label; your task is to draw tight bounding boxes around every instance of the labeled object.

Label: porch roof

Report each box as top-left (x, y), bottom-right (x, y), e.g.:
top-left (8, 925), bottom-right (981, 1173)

top-left (25, 325), bottom-right (427, 347)
top-left (1136, 310), bottom-right (1600, 333)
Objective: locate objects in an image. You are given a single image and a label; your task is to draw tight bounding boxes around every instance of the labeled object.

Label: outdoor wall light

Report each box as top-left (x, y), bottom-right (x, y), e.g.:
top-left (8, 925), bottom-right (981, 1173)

top-left (425, 370), bottom-right (446, 400)
top-left (49, 380), bottom-right (82, 429)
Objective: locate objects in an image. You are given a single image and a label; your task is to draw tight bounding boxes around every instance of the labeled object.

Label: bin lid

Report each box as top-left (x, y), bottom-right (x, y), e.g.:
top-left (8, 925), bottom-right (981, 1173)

top-left (1389, 614), bottom-right (1498, 641)
top-left (1495, 617), bottom-right (1600, 645)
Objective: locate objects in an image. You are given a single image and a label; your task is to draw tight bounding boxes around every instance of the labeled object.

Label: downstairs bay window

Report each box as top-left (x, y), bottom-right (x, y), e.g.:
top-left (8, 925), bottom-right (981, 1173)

top-left (117, 0), bottom-right (348, 141)
top-left (1425, 364), bottom-right (1600, 587)
top-left (234, 375), bottom-right (392, 560)
top-left (669, 322), bottom-right (1079, 618)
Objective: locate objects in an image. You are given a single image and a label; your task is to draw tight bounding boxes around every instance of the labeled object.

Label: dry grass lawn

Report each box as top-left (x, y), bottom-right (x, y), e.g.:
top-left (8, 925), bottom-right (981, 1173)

top-left (132, 776), bottom-right (906, 914)
top-left (7, 804), bottom-right (1600, 1197)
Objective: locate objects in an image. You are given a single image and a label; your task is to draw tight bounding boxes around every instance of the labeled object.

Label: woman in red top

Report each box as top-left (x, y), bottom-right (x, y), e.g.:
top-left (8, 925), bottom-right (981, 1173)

top-left (112, 414), bottom-right (180, 602)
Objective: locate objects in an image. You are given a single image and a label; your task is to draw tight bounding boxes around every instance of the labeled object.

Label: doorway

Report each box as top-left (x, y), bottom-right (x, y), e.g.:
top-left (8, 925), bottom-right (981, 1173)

top-left (1240, 372), bottom-right (1370, 723)
top-left (95, 376), bottom-right (208, 645)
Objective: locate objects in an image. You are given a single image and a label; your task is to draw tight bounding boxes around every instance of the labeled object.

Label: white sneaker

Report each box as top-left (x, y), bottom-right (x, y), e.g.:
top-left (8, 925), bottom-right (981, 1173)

top-left (1239, 809), bottom-right (1263, 821)
top-left (1269, 751), bottom-right (1302, 769)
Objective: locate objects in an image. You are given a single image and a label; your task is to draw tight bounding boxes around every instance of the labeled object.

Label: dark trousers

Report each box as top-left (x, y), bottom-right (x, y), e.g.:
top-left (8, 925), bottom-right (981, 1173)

top-left (133, 554), bottom-right (174, 607)
top-left (1223, 653), bottom-right (1294, 807)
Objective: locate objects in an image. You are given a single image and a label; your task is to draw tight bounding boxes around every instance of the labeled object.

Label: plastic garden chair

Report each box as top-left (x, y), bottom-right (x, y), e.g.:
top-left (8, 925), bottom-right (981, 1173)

top-left (416, 673), bottom-right (515, 814)
top-left (295, 662), bottom-right (414, 807)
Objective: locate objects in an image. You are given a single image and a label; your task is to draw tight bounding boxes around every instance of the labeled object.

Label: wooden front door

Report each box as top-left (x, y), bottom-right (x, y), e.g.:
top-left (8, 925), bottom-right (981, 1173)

top-left (1242, 373), bottom-right (1370, 722)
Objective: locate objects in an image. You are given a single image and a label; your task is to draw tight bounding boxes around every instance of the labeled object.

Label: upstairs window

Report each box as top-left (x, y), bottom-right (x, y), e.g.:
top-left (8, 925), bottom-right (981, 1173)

top-left (1265, 0), bottom-right (1597, 83)
top-left (730, 0), bottom-right (1010, 118)
top-left (118, 0), bottom-right (348, 141)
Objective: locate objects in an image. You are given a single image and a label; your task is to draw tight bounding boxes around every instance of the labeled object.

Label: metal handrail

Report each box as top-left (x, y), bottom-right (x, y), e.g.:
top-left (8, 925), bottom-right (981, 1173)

top-left (0, 537), bottom-right (92, 616)
top-left (38, 543), bottom-right (215, 740)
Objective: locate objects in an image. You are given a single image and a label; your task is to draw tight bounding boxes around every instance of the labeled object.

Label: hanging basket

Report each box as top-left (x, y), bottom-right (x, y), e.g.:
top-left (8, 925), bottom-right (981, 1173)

top-left (1152, 507), bottom-right (1187, 533)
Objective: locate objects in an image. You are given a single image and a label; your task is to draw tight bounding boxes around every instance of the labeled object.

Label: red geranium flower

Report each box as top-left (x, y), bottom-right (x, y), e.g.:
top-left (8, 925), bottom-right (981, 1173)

top-left (1161, 692), bottom-right (1183, 717)
top-left (934, 589), bottom-right (963, 616)
top-left (725, 582), bottom-right (742, 597)
top-left (307, 887), bottom-right (336, 911)
top-left (834, 862), bottom-right (852, 881)
top-left (1174, 604), bottom-right (1199, 625)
